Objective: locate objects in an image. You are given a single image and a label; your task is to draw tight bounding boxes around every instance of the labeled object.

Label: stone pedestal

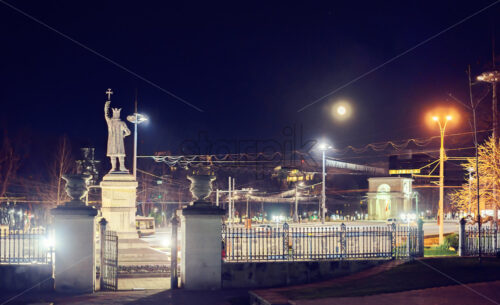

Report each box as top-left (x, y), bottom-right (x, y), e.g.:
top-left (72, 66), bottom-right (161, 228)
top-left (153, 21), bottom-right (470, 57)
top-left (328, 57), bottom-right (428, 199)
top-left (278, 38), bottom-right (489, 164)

top-left (51, 205), bottom-right (98, 293)
top-left (100, 173), bottom-right (138, 239)
top-left (99, 172), bottom-right (170, 289)
top-left (181, 202), bottom-right (225, 290)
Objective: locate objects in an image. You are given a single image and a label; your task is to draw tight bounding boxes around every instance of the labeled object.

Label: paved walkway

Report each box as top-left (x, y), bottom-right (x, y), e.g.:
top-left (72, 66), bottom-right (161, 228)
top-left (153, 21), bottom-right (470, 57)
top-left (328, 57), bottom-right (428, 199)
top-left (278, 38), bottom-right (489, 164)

top-left (0, 288), bottom-right (249, 305)
top-left (251, 259), bottom-right (500, 305)
top-left (291, 280), bottom-right (500, 305)
top-left (251, 260), bottom-right (404, 304)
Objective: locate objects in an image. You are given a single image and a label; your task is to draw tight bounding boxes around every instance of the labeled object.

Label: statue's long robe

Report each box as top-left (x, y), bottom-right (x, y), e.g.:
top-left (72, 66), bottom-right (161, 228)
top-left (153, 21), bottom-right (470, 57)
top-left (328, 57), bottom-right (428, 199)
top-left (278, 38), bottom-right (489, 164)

top-left (106, 118), bottom-right (131, 156)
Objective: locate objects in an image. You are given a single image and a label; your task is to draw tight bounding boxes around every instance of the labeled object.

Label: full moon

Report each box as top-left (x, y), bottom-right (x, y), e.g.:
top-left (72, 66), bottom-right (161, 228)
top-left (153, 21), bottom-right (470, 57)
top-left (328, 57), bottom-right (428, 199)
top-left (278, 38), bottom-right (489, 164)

top-left (337, 105), bottom-right (346, 115)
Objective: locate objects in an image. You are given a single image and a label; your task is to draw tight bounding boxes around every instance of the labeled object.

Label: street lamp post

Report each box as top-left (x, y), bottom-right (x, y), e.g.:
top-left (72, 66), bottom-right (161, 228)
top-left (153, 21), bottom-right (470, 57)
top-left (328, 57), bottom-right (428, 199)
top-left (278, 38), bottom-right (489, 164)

top-left (322, 149), bottom-right (326, 224)
top-left (402, 213), bottom-right (416, 257)
top-left (477, 70), bottom-right (499, 224)
top-left (228, 177), bottom-right (232, 226)
top-left (433, 115), bottom-right (452, 245)
top-left (318, 142), bottom-right (331, 224)
top-left (447, 66), bottom-right (481, 260)
top-left (467, 167), bottom-right (474, 216)
top-left (223, 177), bottom-right (238, 226)
top-left (246, 194), bottom-right (249, 220)
top-left (294, 182), bottom-right (304, 223)
top-left (232, 178), bottom-right (236, 223)
top-left (127, 102), bottom-right (148, 178)
top-left (243, 188), bottom-right (254, 220)
top-left (412, 192), bottom-right (419, 218)
top-left (294, 184), bottom-right (299, 223)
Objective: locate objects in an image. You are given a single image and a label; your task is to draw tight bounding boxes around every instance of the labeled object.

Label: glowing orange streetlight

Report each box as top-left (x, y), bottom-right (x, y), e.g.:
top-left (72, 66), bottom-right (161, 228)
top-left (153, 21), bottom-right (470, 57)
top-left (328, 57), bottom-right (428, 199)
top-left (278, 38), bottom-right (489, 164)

top-left (432, 114), bottom-right (452, 245)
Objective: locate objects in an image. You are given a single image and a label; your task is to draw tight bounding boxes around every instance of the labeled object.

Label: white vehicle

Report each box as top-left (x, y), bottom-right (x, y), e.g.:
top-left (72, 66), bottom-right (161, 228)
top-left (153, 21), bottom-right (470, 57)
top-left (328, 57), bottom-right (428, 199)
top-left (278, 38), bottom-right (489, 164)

top-left (136, 216), bottom-right (155, 237)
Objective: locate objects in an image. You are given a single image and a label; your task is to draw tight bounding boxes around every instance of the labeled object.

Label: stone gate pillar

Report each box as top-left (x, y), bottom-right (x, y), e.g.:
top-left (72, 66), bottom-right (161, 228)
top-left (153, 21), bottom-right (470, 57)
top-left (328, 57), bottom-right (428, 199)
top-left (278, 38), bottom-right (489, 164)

top-left (181, 205), bottom-right (225, 289)
top-left (181, 170), bottom-right (225, 290)
top-left (51, 174), bottom-right (98, 293)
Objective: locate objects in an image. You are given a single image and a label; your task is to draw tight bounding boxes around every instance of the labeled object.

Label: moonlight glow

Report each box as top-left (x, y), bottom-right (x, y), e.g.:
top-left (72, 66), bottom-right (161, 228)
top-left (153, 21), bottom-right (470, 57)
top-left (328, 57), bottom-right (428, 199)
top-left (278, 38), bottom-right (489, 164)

top-left (331, 101), bottom-right (352, 121)
top-left (337, 106), bottom-right (347, 116)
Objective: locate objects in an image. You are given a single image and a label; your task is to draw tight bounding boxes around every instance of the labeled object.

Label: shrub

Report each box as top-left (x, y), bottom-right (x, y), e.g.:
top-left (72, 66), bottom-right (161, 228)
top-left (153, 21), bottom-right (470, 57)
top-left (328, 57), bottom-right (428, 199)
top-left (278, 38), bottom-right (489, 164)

top-left (444, 233), bottom-right (459, 250)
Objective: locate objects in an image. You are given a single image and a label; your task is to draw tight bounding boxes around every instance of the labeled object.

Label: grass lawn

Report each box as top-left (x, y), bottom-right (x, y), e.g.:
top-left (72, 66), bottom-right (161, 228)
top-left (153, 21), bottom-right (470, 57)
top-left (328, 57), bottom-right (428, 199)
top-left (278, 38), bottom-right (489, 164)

top-left (424, 246), bottom-right (458, 256)
top-left (283, 257), bottom-right (500, 300)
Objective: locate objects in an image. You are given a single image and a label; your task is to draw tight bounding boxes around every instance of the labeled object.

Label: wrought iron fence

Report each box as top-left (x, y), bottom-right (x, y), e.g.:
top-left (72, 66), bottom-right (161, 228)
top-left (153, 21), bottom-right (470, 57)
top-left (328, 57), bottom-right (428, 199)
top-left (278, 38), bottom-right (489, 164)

top-left (222, 223), bottom-right (422, 262)
top-left (0, 227), bottom-right (54, 264)
top-left (462, 224), bottom-right (499, 256)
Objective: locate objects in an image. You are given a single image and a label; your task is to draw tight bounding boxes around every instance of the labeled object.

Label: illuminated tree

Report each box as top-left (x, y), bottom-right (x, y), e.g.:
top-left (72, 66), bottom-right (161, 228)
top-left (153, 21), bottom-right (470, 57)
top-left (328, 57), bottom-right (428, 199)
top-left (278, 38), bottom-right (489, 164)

top-left (449, 137), bottom-right (500, 216)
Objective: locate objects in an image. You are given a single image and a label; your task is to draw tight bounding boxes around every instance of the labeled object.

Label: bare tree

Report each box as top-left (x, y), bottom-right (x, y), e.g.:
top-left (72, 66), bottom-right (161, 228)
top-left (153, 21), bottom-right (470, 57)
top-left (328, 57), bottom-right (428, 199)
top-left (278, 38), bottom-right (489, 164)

top-left (0, 132), bottom-right (21, 198)
top-left (138, 165), bottom-right (155, 217)
top-left (36, 136), bottom-right (75, 207)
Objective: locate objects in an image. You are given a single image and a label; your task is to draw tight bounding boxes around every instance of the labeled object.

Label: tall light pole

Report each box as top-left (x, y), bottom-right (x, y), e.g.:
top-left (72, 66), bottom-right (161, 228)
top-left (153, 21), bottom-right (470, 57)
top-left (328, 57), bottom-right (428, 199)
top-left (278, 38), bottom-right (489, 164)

top-left (467, 167), bottom-right (474, 216)
top-left (318, 142), bottom-right (331, 224)
top-left (232, 178), bottom-right (236, 223)
top-left (477, 71), bottom-right (500, 138)
top-left (127, 99), bottom-right (148, 178)
top-left (294, 182), bottom-right (304, 223)
top-left (228, 176), bottom-right (232, 226)
top-left (242, 188), bottom-right (254, 220)
top-left (432, 114), bottom-right (452, 245)
top-left (401, 213), bottom-right (416, 257)
top-left (216, 182), bottom-right (246, 223)
top-left (412, 191), bottom-right (419, 218)
top-left (246, 194), bottom-right (250, 220)
top-left (477, 70), bottom-right (499, 223)
top-left (448, 65), bottom-right (481, 260)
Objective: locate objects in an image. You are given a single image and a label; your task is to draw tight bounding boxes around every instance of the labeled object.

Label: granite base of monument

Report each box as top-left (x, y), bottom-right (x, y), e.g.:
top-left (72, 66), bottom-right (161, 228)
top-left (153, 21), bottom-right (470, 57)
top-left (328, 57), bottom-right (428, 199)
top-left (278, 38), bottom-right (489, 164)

top-left (99, 172), bottom-right (170, 289)
top-left (100, 173), bottom-right (138, 239)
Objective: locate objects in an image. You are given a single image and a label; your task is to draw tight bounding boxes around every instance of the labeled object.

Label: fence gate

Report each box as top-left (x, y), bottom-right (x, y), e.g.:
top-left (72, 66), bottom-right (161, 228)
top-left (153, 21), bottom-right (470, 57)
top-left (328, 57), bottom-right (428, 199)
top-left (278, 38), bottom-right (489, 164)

top-left (99, 219), bottom-right (118, 291)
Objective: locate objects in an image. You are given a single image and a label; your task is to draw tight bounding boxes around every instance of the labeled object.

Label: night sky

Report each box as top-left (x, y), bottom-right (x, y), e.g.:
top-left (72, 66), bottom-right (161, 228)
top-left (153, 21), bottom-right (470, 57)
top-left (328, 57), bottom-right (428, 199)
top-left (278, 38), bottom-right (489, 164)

top-left (1, 1), bottom-right (499, 170)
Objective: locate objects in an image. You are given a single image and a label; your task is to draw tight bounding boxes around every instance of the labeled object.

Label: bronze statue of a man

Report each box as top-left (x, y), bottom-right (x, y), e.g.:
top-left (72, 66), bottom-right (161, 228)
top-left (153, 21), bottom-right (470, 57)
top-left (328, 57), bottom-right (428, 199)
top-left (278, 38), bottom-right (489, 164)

top-left (104, 90), bottom-right (131, 172)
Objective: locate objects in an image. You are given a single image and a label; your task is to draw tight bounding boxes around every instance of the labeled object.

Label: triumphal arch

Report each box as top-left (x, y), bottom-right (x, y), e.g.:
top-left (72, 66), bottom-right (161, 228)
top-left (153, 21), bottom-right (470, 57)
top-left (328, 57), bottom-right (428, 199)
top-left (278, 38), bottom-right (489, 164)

top-left (367, 177), bottom-right (413, 220)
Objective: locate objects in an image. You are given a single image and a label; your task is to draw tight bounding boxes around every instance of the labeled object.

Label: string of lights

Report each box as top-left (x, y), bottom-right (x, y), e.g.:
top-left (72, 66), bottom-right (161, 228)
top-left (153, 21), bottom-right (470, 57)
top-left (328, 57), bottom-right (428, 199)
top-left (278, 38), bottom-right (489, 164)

top-left (139, 128), bottom-right (492, 169)
top-left (136, 168), bottom-right (188, 187)
top-left (335, 129), bottom-right (492, 154)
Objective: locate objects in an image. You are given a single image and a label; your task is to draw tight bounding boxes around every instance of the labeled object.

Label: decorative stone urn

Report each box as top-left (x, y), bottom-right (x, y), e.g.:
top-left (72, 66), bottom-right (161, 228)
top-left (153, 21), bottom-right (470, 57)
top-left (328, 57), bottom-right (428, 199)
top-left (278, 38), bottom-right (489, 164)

top-left (62, 174), bottom-right (92, 206)
top-left (187, 167), bottom-right (216, 204)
